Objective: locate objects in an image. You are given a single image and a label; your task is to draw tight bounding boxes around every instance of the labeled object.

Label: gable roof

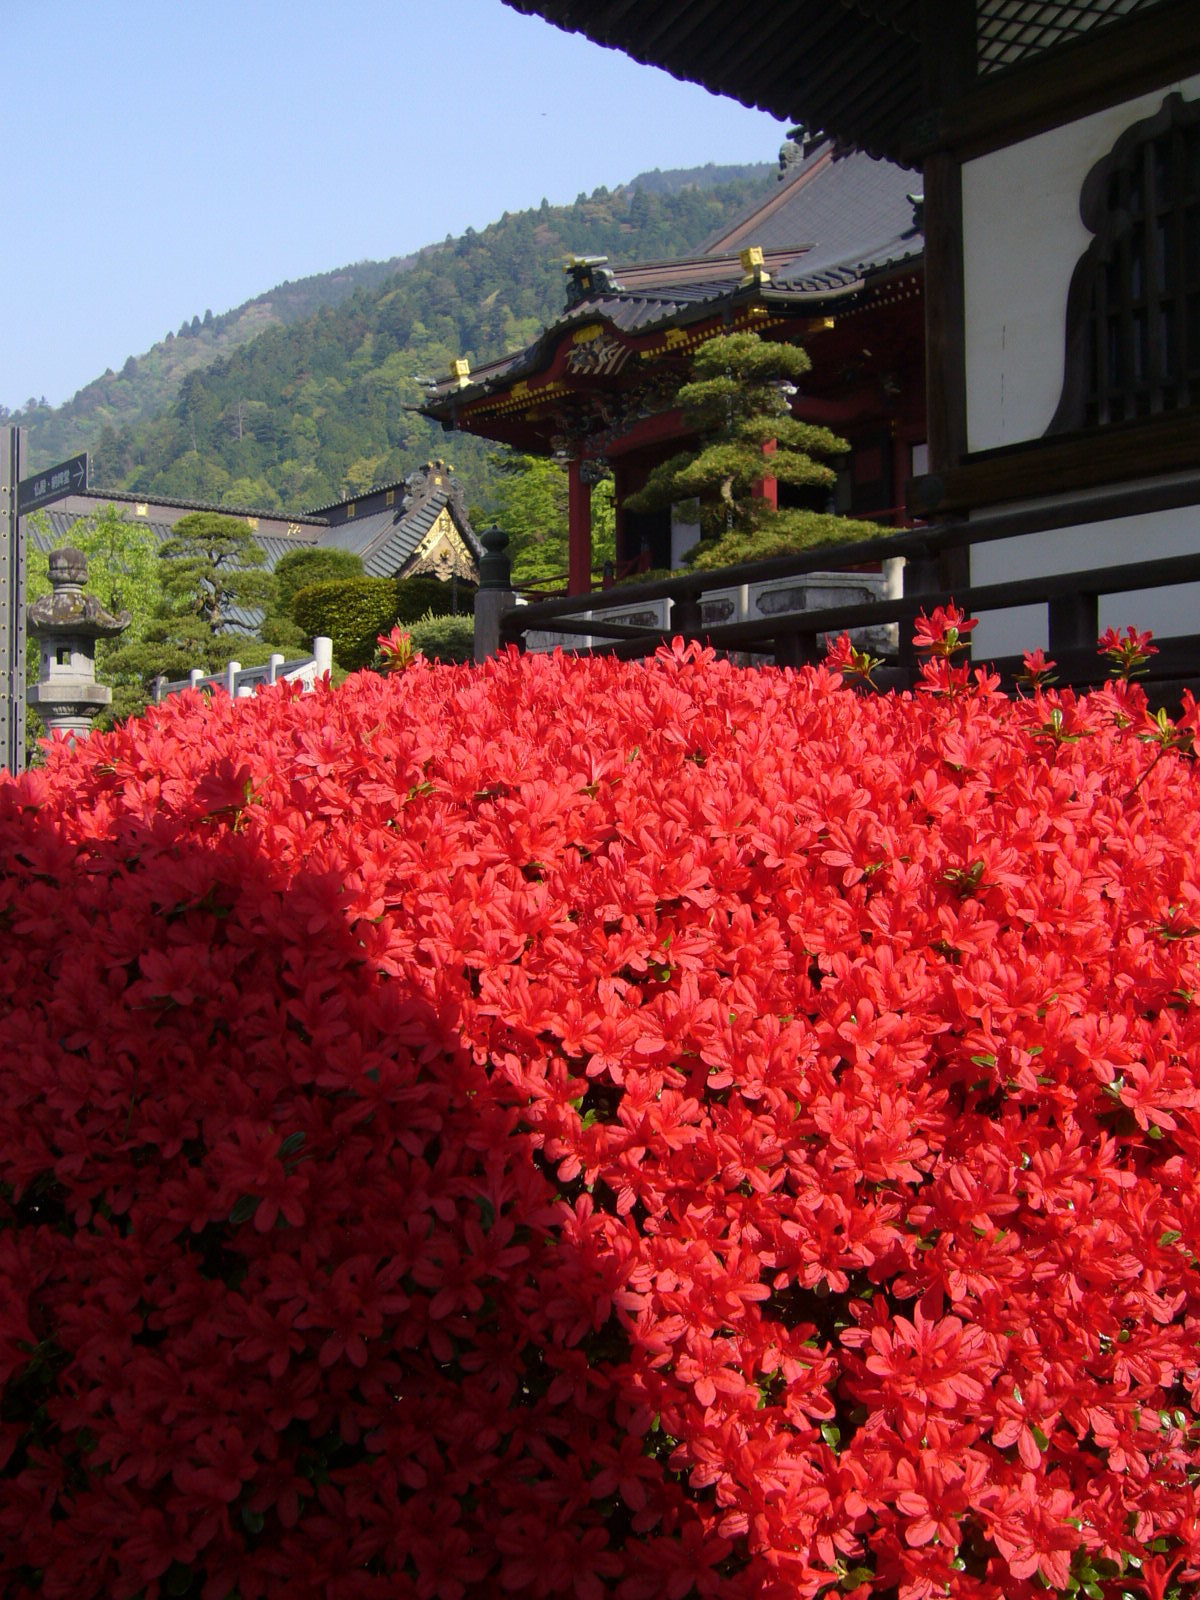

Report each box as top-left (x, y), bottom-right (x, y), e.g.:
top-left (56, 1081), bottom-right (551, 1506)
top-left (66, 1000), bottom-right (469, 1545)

top-left (310, 465), bottom-right (483, 579)
top-left (31, 466), bottom-right (482, 639)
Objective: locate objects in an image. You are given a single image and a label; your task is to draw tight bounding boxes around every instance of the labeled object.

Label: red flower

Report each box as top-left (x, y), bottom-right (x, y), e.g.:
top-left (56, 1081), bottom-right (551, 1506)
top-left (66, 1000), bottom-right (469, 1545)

top-left (1, 625), bottom-right (1197, 1597)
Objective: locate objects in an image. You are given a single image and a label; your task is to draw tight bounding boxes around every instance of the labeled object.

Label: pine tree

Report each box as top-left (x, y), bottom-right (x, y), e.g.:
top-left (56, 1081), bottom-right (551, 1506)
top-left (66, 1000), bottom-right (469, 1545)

top-left (623, 331), bottom-right (884, 570)
top-left (111, 513), bottom-right (292, 689)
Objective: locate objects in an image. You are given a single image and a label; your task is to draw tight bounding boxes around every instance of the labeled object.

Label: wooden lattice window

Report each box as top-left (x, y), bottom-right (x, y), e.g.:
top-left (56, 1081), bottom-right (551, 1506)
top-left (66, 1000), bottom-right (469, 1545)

top-left (1050, 91), bottom-right (1200, 432)
top-left (976, 0), bottom-right (1171, 77)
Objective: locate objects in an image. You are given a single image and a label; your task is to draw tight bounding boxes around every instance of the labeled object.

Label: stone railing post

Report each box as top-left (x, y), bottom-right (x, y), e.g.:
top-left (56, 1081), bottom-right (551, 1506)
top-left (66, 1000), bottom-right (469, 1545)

top-left (474, 526), bottom-right (517, 662)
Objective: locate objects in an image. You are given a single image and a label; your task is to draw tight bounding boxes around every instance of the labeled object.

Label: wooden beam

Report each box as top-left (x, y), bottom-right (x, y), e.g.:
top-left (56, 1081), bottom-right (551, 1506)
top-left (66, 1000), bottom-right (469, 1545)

top-left (920, 0), bottom-right (976, 106)
top-left (909, 408), bottom-right (1200, 517)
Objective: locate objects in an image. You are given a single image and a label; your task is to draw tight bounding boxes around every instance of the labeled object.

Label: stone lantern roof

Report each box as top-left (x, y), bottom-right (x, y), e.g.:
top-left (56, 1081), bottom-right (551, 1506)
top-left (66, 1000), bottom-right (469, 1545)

top-left (26, 548), bottom-right (131, 639)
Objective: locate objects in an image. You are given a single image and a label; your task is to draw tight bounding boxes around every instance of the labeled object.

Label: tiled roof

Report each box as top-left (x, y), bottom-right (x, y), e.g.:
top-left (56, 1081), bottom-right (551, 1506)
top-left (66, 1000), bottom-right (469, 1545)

top-left (318, 476), bottom-right (483, 577)
top-left (34, 514), bottom-right (319, 574)
top-left (704, 144), bottom-right (920, 273)
top-left (45, 486), bottom-right (326, 529)
top-left (422, 141), bottom-right (922, 413)
top-left (503, 0), bottom-right (924, 159)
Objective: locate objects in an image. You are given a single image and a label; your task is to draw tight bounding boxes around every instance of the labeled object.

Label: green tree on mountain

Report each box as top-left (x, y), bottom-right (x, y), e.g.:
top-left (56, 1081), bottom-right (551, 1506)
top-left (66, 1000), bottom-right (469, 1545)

top-left (624, 331), bottom-right (884, 569)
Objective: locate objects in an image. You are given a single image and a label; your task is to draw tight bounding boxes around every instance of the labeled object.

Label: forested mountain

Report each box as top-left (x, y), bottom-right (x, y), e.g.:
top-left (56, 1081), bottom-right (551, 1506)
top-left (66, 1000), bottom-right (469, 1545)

top-left (18, 167), bottom-right (776, 516)
top-left (12, 258), bottom-right (419, 473)
top-left (627, 161), bottom-right (772, 195)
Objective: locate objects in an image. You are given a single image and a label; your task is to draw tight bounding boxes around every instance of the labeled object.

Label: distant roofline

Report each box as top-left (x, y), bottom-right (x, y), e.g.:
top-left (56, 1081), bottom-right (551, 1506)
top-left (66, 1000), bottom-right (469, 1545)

top-left (600, 246), bottom-right (816, 289)
top-left (62, 485), bottom-right (329, 528)
top-left (303, 478), bottom-right (412, 515)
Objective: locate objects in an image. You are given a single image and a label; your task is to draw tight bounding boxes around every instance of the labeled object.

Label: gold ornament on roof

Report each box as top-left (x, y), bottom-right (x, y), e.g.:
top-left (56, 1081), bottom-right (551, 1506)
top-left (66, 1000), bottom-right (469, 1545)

top-left (739, 245), bottom-right (771, 287)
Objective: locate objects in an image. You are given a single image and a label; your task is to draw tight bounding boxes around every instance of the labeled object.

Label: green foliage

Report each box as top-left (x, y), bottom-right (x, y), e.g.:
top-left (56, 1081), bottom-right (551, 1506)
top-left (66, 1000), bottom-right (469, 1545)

top-left (262, 547), bottom-right (367, 655)
top-left (107, 512), bottom-right (294, 695)
top-left (407, 609), bottom-right (475, 665)
top-left (685, 510), bottom-right (888, 570)
top-left (393, 574), bottom-right (474, 625)
top-left (273, 546), bottom-right (364, 609)
top-left (291, 577), bottom-right (402, 671)
top-left (624, 331), bottom-right (884, 564)
top-left (290, 572), bottom-right (476, 671)
top-left (157, 512), bottom-right (275, 629)
top-left (14, 257), bottom-right (423, 475)
top-left (491, 454), bottom-right (616, 590)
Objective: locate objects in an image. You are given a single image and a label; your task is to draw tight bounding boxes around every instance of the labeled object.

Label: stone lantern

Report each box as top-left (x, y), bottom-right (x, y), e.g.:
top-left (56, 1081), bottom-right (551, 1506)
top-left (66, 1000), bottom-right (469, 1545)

top-left (27, 548), bottom-right (131, 741)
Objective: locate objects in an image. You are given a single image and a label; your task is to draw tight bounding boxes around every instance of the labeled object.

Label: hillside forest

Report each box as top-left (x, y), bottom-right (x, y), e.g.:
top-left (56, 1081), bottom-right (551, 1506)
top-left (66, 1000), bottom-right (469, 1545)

top-left (12, 165), bottom-right (775, 522)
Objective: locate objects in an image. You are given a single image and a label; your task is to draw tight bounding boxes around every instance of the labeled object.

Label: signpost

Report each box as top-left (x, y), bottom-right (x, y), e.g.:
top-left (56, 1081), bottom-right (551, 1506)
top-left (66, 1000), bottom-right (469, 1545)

top-left (16, 450), bottom-right (87, 516)
top-left (1, 427), bottom-right (26, 773)
top-left (1, 443), bottom-right (88, 772)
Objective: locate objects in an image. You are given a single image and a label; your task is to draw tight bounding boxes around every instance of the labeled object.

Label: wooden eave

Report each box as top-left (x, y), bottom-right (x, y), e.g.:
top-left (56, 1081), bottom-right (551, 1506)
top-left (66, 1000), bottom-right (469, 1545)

top-left (504, 0), bottom-right (1199, 162)
top-left (504, 0), bottom-right (921, 159)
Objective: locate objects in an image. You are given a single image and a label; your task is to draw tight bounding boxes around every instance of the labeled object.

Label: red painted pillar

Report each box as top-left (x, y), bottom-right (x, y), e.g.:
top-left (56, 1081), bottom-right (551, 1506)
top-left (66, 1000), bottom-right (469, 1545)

top-left (751, 438), bottom-right (778, 509)
top-left (567, 459), bottom-right (592, 595)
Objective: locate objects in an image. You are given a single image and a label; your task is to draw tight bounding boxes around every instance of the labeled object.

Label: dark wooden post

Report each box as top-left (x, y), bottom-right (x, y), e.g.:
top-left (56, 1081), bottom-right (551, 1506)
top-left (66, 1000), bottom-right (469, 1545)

top-left (474, 526), bottom-right (519, 661)
top-left (670, 578), bottom-right (703, 639)
top-left (774, 627), bottom-right (817, 669)
top-left (1048, 591), bottom-right (1099, 655)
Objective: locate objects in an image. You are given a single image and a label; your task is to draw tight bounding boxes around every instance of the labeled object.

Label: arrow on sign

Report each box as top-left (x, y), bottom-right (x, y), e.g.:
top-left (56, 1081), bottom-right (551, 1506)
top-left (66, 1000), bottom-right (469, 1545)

top-left (16, 452), bottom-right (88, 516)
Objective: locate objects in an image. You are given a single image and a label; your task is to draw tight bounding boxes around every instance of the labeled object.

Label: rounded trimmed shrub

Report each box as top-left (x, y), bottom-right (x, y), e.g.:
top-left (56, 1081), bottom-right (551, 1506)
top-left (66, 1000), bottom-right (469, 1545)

top-left (407, 609), bottom-right (475, 665)
top-left (0, 624), bottom-right (1198, 1599)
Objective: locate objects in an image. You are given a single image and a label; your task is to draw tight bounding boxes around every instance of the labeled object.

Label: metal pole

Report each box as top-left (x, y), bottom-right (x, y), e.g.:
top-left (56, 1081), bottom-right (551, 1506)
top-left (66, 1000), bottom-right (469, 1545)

top-left (0, 427), bottom-right (26, 774)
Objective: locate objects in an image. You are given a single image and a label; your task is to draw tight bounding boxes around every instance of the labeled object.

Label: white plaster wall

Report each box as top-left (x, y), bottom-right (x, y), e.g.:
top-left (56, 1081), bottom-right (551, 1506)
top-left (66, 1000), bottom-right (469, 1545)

top-left (971, 498), bottom-right (1200, 658)
top-left (962, 75), bottom-right (1200, 453)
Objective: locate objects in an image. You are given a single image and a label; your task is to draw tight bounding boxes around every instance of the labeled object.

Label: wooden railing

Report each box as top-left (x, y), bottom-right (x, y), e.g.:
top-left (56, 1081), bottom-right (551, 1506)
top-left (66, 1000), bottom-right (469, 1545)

top-left (496, 472), bottom-right (1200, 695)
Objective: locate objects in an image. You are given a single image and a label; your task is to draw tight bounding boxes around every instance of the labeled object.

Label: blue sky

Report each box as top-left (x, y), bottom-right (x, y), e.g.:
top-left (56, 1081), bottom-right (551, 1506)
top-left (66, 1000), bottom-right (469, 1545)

top-left (3, 1), bottom-right (787, 411)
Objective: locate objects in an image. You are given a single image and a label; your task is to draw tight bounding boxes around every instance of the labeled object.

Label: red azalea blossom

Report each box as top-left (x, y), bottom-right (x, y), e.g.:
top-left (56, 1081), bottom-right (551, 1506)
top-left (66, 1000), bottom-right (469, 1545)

top-left (912, 602), bottom-right (977, 658)
top-left (1099, 624), bottom-right (1159, 680)
top-left (1, 615), bottom-right (1199, 1597)
top-left (377, 626), bottom-right (418, 672)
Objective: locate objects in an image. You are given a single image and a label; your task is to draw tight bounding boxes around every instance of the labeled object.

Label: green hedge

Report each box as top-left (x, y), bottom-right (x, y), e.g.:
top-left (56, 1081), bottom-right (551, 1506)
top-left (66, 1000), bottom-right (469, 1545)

top-left (407, 609), bottom-right (475, 665)
top-left (291, 575), bottom-right (477, 671)
top-left (291, 578), bottom-right (401, 671)
top-left (274, 548), bottom-right (364, 609)
top-left (393, 575), bottom-right (475, 625)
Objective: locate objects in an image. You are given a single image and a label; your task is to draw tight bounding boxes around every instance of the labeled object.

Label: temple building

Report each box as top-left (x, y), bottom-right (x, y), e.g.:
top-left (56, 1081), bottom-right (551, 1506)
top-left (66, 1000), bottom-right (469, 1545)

top-left (421, 141), bottom-right (925, 593)
top-left (33, 458), bottom-right (483, 589)
top-left (501, 0), bottom-right (1200, 657)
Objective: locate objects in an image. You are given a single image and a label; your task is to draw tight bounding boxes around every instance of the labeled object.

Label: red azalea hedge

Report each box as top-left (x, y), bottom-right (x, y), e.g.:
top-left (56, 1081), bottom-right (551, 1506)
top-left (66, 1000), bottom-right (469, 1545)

top-left (1, 626), bottom-right (1199, 1600)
